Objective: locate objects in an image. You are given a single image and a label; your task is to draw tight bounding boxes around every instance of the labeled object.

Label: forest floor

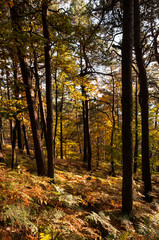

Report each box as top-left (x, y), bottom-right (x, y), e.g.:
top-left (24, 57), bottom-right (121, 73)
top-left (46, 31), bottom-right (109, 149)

top-left (0, 144), bottom-right (159, 240)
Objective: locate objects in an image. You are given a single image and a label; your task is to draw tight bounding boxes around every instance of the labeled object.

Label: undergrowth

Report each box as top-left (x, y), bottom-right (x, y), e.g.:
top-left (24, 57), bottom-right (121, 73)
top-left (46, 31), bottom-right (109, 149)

top-left (0, 145), bottom-right (159, 239)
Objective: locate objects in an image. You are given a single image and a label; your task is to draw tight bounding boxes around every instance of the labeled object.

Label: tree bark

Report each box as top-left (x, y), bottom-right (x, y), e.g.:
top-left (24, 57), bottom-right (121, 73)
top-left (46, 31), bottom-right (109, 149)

top-left (10, 5), bottom-right (46, 176)
top-left (0, 116), bottom-right (3, 151)
top-left (0, 81), bottom-right (3, 151)
top-left (134, 76), bottom-right (138, 174)
top-left (134, 0), bottom-right (152, 194)
top-left (85, 99), bottom-right (92, 171)
top-left (33, 50), bottom-right (47, 144)
top-left (110, 71), bottom-right (115, 176)
top-left (22, 124), bottom-right (30, 155)
top-left (16, 118), bottom-right (23, 150)
top-left (53, 68), bottom-right (58, 157)
top-left (42, 1), bottom-right (54, 180)
top-left (122, 0), bottom-right (134, 214)
top-left (82, 86), bottom-right (87, 163)
top-left (60, 85), bottom-right (64, 159)
top-left (12, 121), bottom-right (18, 169)
top-left (6, 73), bottom-right (13, 143)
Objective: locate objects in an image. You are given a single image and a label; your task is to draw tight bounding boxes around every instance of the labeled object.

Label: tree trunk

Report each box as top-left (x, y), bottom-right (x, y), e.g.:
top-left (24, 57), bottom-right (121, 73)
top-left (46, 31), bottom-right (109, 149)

top-left (82, 87), bottom-right (88, 163)
top-left (110, 71), bottom-right (115, 176)
top-left (134, 76), bottom-right (138, 174)
top-left (54, 68), bottom-right (58, 157)
top-left (85, 99), bottom-right (92, 171)
top-left (33, 50), bottom-right (47, 144)
top-left (76, 103), bottom-right (82, 155)
top-left (134, 0), bottom-right (152, 194)
top-left (0, 82), bottom-right (3, 151)
top-left (42, 1), bottom-right (54, 180)
top-left (122, 0), bottom-right (134, 214)
top-left (22, 124), bottom-right (30, 155)
top-left (16, 118), bottom-right (23, 150)
top-left (12, 122), bottom-right (17, 169)
top-left (6, 73), bottom-right (13, 143)
top-left (60, 86), bottom-right (64, 159)
top-left (20, 57), bottom-right (46, 175)
top-left (0, 116), bottom-right (3, 151)
top-left (10, 5), bottom-right (46, 176)
top-left (155, 107), bottom-right (158, 129)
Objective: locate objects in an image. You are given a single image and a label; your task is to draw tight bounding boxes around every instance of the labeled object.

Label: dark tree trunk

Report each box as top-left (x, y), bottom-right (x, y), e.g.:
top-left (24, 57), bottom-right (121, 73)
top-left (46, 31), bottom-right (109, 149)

top-left (12, 63), bottom-right (23, 149)
top-left (155, 107), bottom-right (158, 129)
top-left (134, 76), bottom-right (138, 174)
top-left (60, 86), bottom-right (64, 159)
top-left (54, 68), bottom-right (58, 157)
top-left (12, 122), bottom-right (17, 169)
top-left (85, 99), bottom-right (92, 171)
top-left (96, 135), bottom-right (100, 168)
top-left (0, 116), bottom-right (3, 151)
top-left (60, 113), bottom-right (63, 159)
top-left (33, 50), bottom-right (47, 144)
top-left (22, 124), bottom-right (30, 155)
top-left (19, 57), bottom-right (46, 176)
top-left (75, 103), bottom-right (82, 155)
top-left (0, 81), bottom-right (3, 151)
top-left (16, 119), bottom-right (23, 150)
top-left (6, 74), bottom-right (13, 142)
top-left (82, 84), bottom-right (92, 169)
top-left (134, 0), bottom-right (152, 194)
top-left (10, 5), bottom-right (46, 176)
top-left (122, 0), bottom-right (134, 214)
top-left (82, 89), bottom-right (88, 163)
top-left (42, 1), bottom-right (54, 180)
top-left (81, 44), bottom-right (92, 170)
top-left (82, 101), bottom-right (87, 162)
top-left (110, 71), bottom-right (116, 176)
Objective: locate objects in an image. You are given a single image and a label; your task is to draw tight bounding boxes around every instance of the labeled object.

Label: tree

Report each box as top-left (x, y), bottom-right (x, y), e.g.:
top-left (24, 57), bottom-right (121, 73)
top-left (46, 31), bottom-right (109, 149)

top-left (10, 1), bottom-right (46, 176)
top-left (122, 0), bottom-right (134, 214)
top-left (134, 0), bottom-right (152, 195)
top-left (42, 0), bottom-right (54, 180)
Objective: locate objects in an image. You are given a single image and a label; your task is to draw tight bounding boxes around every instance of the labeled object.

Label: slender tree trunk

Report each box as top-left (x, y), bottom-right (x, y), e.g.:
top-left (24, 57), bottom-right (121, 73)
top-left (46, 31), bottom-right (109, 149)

top-left (33, 50), bottom-right (47, 144)
top-left (42, 1), bottom-right (54, 180)
top-left (75, 104), bottom-right (82, 155)
top-left (12, 122), bottom-right (17, 169)
top-left (60, 113), bottom-right (63, 159)
top-left (0, 81), bottom-right (3, 151)
top-left (155, 107), bottom-right (158, 129)
top-left (82, 89), bottom-right (87, 163)
top-left (134, 76), bottom-right (138, 174)
top-left (85, 99), bottom-right (92, 171)
top-left (22, 124), bottom-right (30, 155)
top-left (110, 71), bottom-right (115, 176)
top-left (81, 44), bottom-right (92, 170)
top-left (16, 119), bottom-right (23, 150)
top-left (0, 116), bottom-right (3, 151)
top-left (96, 135), bottom-right (100, 168)
top-left (60, 85), bottom-right (64, 159)
top-left (10, 5), bottom-right (46, 176)
top-left (12, 64), bottom-right (23, 149)
top-left (122, 0), bottom-right (134, 214)
top-left (134, 0), bottom-right (152, 194)
top-left (54, 68), bottom-right (58, 157)
top-left (6, 74), bottom-right (13, 142)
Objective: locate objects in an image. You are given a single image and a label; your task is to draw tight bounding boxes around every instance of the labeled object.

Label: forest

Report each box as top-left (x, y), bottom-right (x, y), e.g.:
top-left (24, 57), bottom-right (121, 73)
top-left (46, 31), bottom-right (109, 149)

top-left (0, 0), bottom-right (159, 239)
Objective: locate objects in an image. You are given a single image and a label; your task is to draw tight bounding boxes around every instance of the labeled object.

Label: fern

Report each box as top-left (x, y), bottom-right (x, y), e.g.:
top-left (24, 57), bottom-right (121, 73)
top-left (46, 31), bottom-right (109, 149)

top-left (119, 231), bottom-right (132, 240)
top-left (2, 204), bottom-right (38, 234)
